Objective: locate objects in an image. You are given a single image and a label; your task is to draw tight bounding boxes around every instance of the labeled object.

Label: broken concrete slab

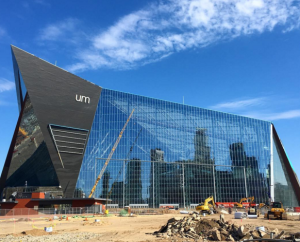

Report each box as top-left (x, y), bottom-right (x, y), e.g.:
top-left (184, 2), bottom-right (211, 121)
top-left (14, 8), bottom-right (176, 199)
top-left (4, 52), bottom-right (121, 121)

top-left (212, 230), bottom-right (222, 241)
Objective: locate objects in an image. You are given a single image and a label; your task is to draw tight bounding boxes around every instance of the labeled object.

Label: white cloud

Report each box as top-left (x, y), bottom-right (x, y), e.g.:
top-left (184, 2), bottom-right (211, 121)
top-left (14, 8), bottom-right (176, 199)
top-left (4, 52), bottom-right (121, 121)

top-left (0, 78), bottom-right (15, 92)
top-left (210, 97), bottom-right (266, 110)
top-left (236, 0), bottom-right (264, 16)
top-left (209, 96), bottom-right (300, 121)
top-left (246, 110), bottom-right (300, 121)
top-left (63, 0), bottom-right (300, 72)
top-left (38, 18), bottom-right (79, 41)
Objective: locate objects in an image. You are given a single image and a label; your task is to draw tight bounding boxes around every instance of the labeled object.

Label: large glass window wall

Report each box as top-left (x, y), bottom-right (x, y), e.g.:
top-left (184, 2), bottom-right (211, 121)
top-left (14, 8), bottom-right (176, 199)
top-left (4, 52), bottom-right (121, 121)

top-left (273, 138), bottom-right (298, 207)
top-left (76, 89), bottom-right (273, 207)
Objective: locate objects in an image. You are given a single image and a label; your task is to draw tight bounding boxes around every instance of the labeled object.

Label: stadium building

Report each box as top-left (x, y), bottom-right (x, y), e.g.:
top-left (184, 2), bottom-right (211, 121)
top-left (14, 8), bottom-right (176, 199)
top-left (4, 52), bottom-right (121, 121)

top-left (0, 46), bottom-right (299, 209)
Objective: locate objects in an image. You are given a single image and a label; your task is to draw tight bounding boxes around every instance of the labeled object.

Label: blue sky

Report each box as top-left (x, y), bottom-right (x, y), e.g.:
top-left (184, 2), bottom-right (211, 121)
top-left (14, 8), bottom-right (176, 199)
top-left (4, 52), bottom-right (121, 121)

top-left (0, 0), bottom-right (299, 178)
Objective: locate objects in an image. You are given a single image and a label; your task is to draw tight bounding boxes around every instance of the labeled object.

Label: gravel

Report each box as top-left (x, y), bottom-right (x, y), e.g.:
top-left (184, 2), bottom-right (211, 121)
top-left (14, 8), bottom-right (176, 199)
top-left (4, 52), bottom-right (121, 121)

top-left (0, 232), bottom-right (102, 242)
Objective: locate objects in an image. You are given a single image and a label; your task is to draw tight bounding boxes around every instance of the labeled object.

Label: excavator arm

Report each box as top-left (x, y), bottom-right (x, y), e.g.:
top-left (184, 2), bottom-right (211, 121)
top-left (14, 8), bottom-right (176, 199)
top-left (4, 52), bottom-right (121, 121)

top-left (235, 196), bottom-right (255, 208)
top-left (204, 196), bottom-right (216, 209)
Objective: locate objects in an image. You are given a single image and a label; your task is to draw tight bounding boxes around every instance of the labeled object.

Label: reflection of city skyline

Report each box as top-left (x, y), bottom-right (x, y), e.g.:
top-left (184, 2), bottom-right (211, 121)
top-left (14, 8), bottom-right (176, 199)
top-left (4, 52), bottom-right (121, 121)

top-left (194, 128), bottom-right (213, 165)
top-left (101, 127), bottom-right (268, 206)
top-left (125, 158), bottom-right (143, 204)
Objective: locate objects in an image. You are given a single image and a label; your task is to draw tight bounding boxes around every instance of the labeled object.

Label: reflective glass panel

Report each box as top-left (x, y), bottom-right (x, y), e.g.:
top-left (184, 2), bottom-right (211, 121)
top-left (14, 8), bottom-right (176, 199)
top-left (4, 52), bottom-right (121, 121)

top-left (273, 138), bottom-right (298, 207)
top-left (76, 89), bottom-right (272, 207)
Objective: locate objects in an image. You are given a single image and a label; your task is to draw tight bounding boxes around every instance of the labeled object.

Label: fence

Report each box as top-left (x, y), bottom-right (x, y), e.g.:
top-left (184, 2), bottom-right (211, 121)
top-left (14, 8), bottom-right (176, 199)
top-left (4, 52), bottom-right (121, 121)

top-left (88, 158), bottom-right (253, 208)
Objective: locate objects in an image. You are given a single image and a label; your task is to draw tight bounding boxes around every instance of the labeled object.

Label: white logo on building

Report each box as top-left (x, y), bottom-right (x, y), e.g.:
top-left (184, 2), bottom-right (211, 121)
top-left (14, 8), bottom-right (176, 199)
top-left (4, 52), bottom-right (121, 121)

top-left (76, 94), bottom-right (90, 104)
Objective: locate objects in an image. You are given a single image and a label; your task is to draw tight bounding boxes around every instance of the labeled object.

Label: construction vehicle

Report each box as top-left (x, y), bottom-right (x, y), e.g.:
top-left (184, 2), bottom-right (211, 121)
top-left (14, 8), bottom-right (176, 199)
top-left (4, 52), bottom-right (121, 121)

top-left (234, 196), bottom-right (254, 208)
top-left (88, 109), bottom-right (134, 198)
top-left (248, 202), bottom-right (260, 217)
top-left (259, 203), bottom-right (270, 209)
top-left (19, 127), bottom-right (28, 137)
top-left (196, 196), bottom-right (217, 214)
top-left (266, 202), bottom-right (285, 220)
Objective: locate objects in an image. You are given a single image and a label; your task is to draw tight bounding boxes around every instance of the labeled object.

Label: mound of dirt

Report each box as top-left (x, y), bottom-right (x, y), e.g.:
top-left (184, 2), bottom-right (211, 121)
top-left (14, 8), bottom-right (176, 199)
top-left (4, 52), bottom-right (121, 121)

top-left (195, 219), bottom-right (219, 234)
top-left (17, 218), bottom-right (31, 222)
top-left (83, 221), bottom-right (110, 226)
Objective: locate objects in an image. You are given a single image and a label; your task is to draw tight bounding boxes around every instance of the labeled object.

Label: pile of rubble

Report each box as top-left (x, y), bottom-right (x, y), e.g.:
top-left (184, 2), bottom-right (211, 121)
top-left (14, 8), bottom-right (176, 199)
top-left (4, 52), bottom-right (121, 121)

top-left (154, 213), bottom-right (298, 241)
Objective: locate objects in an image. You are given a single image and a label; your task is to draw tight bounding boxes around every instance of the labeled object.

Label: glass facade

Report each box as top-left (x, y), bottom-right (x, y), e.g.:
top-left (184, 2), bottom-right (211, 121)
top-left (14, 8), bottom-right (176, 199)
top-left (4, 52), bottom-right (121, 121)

top-left (273, 138), bottom-right (298, 207)
top-left (76, 89), bottom-right (278, 207)
top-left (5, 95), bottom-right (59, 188)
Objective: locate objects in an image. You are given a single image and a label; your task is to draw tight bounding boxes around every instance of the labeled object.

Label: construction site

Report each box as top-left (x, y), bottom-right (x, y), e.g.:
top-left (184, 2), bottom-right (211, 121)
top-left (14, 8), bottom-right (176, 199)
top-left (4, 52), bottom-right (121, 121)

top-left (0, 47), bottom-right (300, 241)
top-left (0, 204), bottom-right (300, 242)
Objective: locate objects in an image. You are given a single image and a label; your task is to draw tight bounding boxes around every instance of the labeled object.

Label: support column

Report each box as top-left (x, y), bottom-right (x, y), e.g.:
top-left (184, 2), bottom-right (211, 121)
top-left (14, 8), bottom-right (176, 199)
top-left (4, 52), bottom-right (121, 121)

top-left (153, 163), bottom-right (155, 208)
top-left (213, 165), bottom-right (216, 201)
top-left (182, 164), bottom-right (186, 209)
top-left (244, 167), bottom-right (248, 198)
top-left (94, 159), bottom-right (97, 198)
top-left (270, 124), bottom-right (274, 202)
top-left (123, 160), bottom-right (125, 208)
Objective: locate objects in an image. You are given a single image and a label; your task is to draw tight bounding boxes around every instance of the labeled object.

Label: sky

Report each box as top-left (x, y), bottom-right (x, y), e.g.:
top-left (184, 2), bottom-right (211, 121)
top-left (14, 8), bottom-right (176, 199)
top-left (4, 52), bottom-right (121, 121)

top-left (0, 0), bottom-right (299, 179)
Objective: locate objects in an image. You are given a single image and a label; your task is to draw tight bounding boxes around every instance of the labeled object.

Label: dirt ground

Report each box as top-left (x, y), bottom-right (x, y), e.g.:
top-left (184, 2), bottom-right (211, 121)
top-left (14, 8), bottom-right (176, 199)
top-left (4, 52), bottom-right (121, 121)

top-left (0, 213), bottom-right (299, 241)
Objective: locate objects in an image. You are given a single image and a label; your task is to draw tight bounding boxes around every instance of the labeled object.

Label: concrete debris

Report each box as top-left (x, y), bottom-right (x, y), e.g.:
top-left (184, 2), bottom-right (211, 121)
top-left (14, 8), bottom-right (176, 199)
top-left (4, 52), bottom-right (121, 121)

top-left (220, 214), bottom-right (225, 223)
top-left (272, 228), bottom-right (279, 235)
top-left (241, 233), bottom-right (253, 241)
top-left (154, 214), bottom-right (294, 241)
top-left (250, 230), bottom-right (261, 239)
top-left (212, 230), bottom-right (222, 241)
top-left (258, 229), bottom-right (266, 237)
top-left (275, 230), bottom-right (285, 239)
top-left (220, 209), bottom-right (229, 214)
top-left (262, 233), bottom-right (272, 239)
top-left (237, 225), bottom-right (249, 237)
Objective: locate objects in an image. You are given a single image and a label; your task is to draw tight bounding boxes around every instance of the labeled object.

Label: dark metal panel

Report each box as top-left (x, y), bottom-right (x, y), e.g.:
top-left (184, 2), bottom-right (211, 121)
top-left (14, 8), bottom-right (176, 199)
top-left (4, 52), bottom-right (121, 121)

top-left (0, 93), bottom-right (28, 196)
top-left (10, 46), bottom-right (102, 198)
top-left (272, 124), bottom-right (300, 205)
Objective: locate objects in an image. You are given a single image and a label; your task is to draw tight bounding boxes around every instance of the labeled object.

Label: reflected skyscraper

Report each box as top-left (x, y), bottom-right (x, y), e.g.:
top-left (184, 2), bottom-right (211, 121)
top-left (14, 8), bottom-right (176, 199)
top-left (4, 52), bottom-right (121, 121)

top-left (229, 142), bottom-right (266, 202)
top-left (230, 143), bottom-right (259, 174)
top-left (151, 148), bottom-right (164, 162)
top-left (101, 170), bottom-right (110, 199)
top-left (110, 181), bottom-right (123, 205)
top-left (150, 148), bottom-right (164, 207)
top-left (194, 128), bottom-right (213, 165)
top-left (125, 158), bottom-right (143, 204)
top-left (230, 143), bottom-right (247, 167)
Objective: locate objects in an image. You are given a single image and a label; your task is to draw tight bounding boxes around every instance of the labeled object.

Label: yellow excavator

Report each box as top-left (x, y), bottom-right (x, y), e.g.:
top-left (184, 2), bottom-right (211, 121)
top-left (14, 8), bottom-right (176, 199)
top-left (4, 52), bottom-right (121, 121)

top-left (234, 196), bottom-right (254, 208)
top-left (259, 203), bottom-right (270, 209)
top-left (19, 127), bottom-right (28, 137)
top-left (196, 196), bottom-right (217, 214)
